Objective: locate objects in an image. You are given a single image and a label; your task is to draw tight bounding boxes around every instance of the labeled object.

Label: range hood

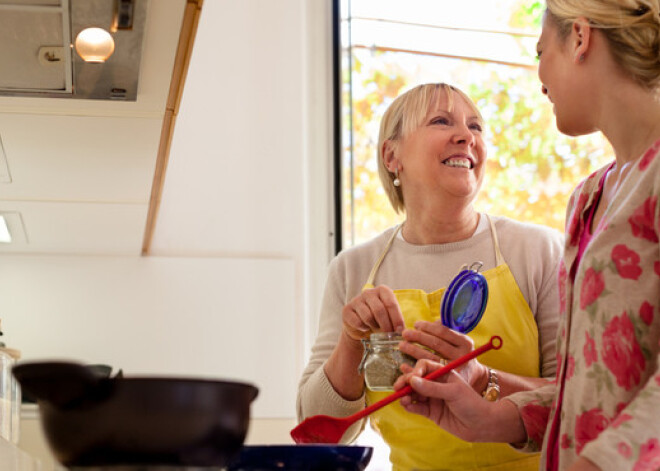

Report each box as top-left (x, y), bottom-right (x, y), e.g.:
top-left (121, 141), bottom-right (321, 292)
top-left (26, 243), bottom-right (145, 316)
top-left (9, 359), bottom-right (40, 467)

top-left (0, 0), bottom-right (147, 101)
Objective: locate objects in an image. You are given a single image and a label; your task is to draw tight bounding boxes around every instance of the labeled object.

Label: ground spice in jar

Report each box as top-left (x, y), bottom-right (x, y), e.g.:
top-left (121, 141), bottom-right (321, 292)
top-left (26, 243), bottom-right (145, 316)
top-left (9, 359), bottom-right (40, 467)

top-left (358, 332), bottom-right (416, 391)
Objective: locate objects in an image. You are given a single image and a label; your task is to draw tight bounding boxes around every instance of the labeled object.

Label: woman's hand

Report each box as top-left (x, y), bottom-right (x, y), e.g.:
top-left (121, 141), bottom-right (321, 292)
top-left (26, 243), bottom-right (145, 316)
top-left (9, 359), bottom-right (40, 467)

top-left (393, 359), bottom-right (526, 444)
top-left (341, 285), bottom-right (405, 341)
top-left (324, 285), bottom-right (404, 401)
top-left (399, 321), bottom-right (488, 390)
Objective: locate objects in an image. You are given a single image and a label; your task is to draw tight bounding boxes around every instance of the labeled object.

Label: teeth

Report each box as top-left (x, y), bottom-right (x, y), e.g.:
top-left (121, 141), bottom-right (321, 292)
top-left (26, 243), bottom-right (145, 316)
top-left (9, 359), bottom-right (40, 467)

top-left (443, 159), bottom-right (471, 169)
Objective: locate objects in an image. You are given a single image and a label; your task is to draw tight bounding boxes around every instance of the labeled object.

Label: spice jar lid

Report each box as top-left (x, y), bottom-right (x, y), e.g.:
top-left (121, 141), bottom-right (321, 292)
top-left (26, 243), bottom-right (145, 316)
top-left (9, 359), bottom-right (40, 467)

top-left (441, 263), bottom-right (488, 334)
top-left (367, 332), bottom-right (402, 343)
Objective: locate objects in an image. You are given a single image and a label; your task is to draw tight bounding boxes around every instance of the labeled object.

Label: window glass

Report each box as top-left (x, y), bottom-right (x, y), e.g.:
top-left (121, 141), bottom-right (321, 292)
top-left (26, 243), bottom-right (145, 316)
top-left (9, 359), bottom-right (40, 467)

top-left (340, 0), bottom-right (614, 248)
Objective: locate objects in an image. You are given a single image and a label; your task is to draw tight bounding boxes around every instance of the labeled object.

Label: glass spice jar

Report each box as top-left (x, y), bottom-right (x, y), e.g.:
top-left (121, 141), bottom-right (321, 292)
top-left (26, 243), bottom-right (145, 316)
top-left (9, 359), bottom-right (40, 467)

top-left (358, 332), bottom-right (416, 392)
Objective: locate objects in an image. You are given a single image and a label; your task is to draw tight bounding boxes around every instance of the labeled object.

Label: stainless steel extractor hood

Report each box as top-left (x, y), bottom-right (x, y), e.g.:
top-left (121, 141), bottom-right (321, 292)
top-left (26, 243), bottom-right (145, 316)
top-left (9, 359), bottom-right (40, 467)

top-left (0, 0), bottom-right (147, 101)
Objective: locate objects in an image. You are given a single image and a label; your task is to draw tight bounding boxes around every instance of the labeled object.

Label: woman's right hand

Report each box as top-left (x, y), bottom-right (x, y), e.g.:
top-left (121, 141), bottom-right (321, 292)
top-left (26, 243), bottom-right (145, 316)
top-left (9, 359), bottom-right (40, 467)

top-left (394, 359), bottom-right (526, 444)
top-left (341, 285), bottom-right (405, 341)
top-left (323, 285), bottom-right (404, 400)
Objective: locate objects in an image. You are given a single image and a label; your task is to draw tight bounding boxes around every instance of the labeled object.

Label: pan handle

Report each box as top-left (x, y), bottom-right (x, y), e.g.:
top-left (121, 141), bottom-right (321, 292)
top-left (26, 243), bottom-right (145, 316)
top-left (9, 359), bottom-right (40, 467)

top-left (13, 361), bottom-right (107, 409)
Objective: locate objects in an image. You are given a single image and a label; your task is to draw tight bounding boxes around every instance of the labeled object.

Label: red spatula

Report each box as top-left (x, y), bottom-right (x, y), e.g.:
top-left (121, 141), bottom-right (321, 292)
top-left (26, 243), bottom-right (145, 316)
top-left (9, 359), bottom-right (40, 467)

top-left (291, 335), bottom-right (502, 444)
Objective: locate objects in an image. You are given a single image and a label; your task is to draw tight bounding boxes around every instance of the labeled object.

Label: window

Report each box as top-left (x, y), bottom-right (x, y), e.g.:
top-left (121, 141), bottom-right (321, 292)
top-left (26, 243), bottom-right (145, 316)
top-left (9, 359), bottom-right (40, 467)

top-left (338, 0), bottom-right (613, 250)
top-left (336, 1), bottom-right (614, 468)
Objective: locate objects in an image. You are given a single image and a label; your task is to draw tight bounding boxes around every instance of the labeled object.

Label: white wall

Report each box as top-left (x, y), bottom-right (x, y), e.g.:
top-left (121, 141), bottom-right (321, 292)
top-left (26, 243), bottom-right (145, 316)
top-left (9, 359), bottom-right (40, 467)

top-left (149, 0), bottom-right (336, 374)
top-left (1, 0), bottom-right (335, 463)
top-left (1, 255), bottom-right (297, 416)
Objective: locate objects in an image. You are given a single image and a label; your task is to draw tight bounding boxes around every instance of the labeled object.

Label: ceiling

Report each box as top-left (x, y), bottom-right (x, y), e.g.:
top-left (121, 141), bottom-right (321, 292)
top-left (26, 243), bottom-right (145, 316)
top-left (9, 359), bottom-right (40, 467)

top-left (0, 0), bottom-right (149, 100)
top-left (0, 0), bottom-right (193, 255)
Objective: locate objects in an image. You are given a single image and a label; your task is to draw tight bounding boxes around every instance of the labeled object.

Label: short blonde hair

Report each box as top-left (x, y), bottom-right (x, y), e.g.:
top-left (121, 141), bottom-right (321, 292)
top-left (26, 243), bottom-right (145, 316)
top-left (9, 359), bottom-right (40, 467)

top-left (377, 83), bottom-right (484, 214)
top-left (546, 0), bottom-right (660, 90)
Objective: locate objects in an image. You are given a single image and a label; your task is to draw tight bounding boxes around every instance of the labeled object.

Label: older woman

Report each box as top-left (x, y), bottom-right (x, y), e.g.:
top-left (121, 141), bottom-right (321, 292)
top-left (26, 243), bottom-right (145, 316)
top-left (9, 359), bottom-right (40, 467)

top-left (396, 3), bottom-right (660, 471)
top-left (297, 83), bottom-right (563, 470)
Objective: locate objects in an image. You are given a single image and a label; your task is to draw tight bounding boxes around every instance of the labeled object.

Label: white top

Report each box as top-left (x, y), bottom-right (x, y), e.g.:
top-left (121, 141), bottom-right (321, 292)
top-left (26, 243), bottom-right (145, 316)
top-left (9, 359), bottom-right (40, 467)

top-left (297, 214), bottom-right (564, 442)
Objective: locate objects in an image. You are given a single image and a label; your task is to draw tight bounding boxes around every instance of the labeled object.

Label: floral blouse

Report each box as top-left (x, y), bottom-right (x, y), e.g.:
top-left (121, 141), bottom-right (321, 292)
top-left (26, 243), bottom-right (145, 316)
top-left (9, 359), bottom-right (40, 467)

top-left (506, 138), bottom-right (660, 471)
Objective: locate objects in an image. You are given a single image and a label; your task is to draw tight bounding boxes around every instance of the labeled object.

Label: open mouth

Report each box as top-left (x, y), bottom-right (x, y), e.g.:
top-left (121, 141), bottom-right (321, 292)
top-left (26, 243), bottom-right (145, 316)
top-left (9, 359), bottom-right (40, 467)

top-left (442, 156), bottom-right (474, 169)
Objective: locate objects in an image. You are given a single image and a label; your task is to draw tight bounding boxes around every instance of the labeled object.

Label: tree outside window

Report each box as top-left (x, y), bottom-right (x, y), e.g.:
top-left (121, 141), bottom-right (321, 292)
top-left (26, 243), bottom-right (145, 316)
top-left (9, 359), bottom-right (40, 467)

top-left (340, 0), bottom-right (613, 248)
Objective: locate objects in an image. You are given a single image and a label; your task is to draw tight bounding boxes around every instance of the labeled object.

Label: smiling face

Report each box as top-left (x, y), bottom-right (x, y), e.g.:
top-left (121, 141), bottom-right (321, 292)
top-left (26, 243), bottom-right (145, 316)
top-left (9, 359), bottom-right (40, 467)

top-left (389, 90), bottom-right (487, 208)
top-left (537, 13), bottom-right (597, 136)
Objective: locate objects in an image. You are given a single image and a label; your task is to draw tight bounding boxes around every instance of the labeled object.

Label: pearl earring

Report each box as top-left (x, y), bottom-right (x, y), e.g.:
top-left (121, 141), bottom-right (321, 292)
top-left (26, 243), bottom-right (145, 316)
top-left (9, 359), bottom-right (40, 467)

top-left (393, 169), bottom-right (401, 187)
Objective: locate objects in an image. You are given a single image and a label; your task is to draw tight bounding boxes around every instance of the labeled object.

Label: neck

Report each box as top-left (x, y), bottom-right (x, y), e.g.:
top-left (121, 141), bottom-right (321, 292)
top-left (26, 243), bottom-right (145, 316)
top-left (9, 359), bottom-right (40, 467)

top-left (402, 209), bottom-right (480, 244)
top-left (598, 85), bottom-right (660, 164)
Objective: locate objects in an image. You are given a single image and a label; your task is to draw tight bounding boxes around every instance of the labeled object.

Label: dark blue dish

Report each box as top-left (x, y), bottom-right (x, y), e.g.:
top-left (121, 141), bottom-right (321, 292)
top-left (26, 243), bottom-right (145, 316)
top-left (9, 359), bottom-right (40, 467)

top-left (227, 445), bottom-right (373, 471)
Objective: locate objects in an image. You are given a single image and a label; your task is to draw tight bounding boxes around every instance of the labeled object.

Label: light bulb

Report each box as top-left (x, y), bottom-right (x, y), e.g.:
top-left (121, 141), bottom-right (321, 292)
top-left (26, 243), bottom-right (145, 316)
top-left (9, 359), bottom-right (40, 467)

top-left (75, 28), bottom-right (115, 63)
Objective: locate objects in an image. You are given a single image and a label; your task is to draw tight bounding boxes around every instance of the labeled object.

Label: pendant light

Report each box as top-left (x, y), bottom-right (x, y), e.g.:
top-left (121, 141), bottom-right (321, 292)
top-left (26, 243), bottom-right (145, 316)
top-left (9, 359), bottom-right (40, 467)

top-left (74, 27), bottom-right (115, 63)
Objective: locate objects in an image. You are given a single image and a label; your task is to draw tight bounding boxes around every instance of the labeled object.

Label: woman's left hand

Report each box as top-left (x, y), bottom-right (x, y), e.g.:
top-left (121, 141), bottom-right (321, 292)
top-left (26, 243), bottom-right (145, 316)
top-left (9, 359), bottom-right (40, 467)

top-left (399, 321), bottom-right (488, 390)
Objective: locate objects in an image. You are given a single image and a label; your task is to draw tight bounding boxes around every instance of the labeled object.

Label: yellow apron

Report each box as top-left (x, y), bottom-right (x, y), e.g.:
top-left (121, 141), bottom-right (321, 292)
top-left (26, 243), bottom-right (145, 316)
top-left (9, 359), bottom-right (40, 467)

top-left (364, 215), bottom-right (541, 471)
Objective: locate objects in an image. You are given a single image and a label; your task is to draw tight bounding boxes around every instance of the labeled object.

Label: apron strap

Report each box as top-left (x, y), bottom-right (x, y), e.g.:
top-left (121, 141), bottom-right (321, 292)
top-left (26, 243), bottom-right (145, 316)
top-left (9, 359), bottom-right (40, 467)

top-left (366, 215), bottom-right (503, 287)
top-left (485, 214), bottom-right (505, 266)
top-left (365, 225), bottom-right (402, 286)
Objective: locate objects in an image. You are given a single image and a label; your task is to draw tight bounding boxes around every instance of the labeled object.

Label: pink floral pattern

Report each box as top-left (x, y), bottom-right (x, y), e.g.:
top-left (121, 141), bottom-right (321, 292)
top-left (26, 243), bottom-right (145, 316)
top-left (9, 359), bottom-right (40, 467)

top-left (611, 413), bottom-right (633, 429)
top-left (520, 403), bottom-right (551, 448)
top-left (583, 331), bottom-right (597, 367)
top-left (575, 408), bottom-right (610, 454)
top-left (640, 302), bottom-right (654, 326)
top-left (567, 193), bottom-right (590, 247)
top-left (602, 313), bottom-right (646, 390)
top-left (611, 244), bottom-right (642, 280)
top-left (579, 267), bottom-right (605, 309)
top-left (628, 196), bottom-right (658, 243)
top-left (634, 438), bottom-right (660, 471)
top-left (565, 356), bottom-right (575, 380)
top-left (639, 140), bottom-right (660, 171)
top-left (507, 140), bottom-right (660, 471)
top-left (558, 261), bottom-right (567, 316)
top-left (618, 441), bottom-right (633, 459)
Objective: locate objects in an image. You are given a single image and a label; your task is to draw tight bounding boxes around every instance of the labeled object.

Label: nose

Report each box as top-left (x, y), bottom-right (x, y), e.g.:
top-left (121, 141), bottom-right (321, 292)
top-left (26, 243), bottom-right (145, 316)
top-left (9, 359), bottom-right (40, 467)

top-left (452, 121), bottom-right (475, 146)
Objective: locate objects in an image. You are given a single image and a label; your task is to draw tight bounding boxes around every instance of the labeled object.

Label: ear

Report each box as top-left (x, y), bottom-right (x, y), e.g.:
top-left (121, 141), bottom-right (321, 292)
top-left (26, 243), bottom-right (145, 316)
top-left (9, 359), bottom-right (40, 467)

top-left (382, 139), bottom-right (399, 172)
top-left (571, 17), bottom-right (592, 64)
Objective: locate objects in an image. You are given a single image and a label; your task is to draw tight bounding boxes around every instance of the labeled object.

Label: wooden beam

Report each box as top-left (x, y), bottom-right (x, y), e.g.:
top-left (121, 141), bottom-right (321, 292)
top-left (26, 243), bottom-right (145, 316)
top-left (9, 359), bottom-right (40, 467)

top-left (142, 0), bottom-right (203, 255)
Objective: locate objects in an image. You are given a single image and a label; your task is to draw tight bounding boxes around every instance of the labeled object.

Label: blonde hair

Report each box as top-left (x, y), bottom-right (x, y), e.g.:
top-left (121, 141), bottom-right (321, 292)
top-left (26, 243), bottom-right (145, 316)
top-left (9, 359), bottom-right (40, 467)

top-left (546, 0), bottom-right (660, 90)
top-left (377, 83), bottom-right (483, 214)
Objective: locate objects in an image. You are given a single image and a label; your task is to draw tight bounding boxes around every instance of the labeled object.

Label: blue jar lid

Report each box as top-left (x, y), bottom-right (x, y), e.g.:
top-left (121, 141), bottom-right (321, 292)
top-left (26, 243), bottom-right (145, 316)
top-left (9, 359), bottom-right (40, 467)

top-left (441, 263), bottom-right (488, 334)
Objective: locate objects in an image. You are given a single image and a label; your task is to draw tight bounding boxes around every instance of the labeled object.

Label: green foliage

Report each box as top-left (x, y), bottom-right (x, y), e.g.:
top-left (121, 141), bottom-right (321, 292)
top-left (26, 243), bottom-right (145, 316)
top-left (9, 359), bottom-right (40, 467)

top-left (341, 2), bottom-right (614, 246)
top-left (509, 0), bottom-right (544, 30)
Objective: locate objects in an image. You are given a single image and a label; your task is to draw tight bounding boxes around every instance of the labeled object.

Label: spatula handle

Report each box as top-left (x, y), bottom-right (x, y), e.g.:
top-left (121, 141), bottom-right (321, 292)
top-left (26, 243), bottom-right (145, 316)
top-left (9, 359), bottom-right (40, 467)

top-left (355, 335), bottom-right (502, 420)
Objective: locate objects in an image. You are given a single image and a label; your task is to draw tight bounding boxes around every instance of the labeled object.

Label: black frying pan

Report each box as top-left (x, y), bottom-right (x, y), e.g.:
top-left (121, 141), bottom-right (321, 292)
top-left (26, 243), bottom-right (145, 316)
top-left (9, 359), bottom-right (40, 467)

top-left (13, 361), bottom-right (258, 468)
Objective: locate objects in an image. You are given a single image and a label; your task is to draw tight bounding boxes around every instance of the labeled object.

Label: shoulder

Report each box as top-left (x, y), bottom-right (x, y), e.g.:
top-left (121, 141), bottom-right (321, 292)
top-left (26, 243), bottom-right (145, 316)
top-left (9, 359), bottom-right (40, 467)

top-left (490, 215), bottom-right (564, 249)
top-left (489, 215), bottom-right (564, 277)
top-left (328, 226), bottom-right (399, 274)
top-left (323, 226), bottom-right (400, 303)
